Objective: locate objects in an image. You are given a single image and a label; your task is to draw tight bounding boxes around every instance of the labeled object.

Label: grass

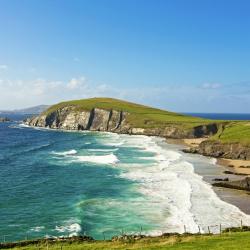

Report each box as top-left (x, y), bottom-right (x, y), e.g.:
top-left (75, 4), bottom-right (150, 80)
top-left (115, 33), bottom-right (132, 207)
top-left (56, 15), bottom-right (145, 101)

top-left (211, 122), bottom-right (250, 146)
top-left (7, 232), bottom-right (250, 250)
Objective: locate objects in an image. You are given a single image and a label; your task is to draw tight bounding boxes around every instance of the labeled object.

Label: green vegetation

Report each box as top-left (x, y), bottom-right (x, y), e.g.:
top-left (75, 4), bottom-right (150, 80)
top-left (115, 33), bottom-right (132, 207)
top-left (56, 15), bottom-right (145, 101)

top-left (211, 122), bottom-right (250, 146)
top-left (7, 232), bottom-right (250, 250)
top-left (43, 97), bottom-right (250, 145)
top-left (43, 97), bottom-right (213, 129)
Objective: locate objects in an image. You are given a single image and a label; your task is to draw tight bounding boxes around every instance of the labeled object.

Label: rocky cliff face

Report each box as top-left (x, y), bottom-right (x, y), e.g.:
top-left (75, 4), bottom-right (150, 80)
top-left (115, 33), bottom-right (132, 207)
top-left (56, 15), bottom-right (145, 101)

top-left (24, 106), bottom-right (219, 139)
top-left (25, 107), bottom-right (130, 132)
top-left (185, 140), bottom-right (250, 160)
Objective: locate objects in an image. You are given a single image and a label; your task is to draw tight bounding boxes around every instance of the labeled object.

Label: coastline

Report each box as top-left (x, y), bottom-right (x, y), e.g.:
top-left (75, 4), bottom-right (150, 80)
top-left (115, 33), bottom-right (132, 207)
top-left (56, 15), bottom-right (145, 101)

top-left (166, 138), bottom-right (250, 176)
top-left (166, 137), bottom-right (250, 215)
top-left (23, 124), bottom-right (250, 216)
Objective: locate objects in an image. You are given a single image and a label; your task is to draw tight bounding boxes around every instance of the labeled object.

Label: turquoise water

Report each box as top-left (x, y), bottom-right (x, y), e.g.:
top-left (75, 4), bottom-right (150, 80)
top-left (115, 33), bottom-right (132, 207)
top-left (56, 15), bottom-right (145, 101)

top-left (1, 116), bottom-right (250, 242)
top-left (0, 120), bottom-right (159, 241)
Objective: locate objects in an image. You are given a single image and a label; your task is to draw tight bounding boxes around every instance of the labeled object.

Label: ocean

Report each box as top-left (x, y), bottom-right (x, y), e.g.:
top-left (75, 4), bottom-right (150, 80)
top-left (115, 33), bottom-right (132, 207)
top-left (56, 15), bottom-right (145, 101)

top-left (185, 113), bottom-right (250, 120)
top-left (1, 114), bottom-right (250, 242)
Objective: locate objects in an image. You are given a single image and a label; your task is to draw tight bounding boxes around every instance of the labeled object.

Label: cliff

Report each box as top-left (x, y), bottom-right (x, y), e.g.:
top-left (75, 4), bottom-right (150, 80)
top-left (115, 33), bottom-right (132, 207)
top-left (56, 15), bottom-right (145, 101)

top-left (185, 140), bottom-right (250, 160)
top-left (24, 98), bottom-right (250, 161)
top-left (24, 97), bottom-right (219, 139)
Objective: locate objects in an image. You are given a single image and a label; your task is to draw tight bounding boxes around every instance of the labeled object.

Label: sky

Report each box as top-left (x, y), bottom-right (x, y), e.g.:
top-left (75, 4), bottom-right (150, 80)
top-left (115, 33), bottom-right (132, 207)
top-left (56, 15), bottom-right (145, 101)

top-left (0, 0), bottom-right (250, 112)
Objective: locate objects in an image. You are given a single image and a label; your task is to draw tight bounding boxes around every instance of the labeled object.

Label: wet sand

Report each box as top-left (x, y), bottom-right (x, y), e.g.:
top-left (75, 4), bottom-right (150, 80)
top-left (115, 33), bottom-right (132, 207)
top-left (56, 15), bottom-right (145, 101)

top-left (217, 158), bottom-right (250, 175)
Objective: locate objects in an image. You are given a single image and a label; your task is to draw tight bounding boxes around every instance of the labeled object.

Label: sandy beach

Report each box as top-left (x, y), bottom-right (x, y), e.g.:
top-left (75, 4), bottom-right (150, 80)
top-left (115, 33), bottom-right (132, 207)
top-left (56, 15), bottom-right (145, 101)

top-left (167, 138), bottom-right (250, 176)
top-left (217, 158), bottom-right (250, 175)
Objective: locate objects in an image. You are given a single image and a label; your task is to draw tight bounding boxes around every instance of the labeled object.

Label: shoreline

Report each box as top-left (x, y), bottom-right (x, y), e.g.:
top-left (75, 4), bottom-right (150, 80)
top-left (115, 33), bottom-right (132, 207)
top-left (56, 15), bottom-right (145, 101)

top-left (7, 123), bottom-right (249, 236)
top-left (24, 122), bottom-right (250, 176)
top-left (21, 123), bottom-right (250, 214)
top-left (24, 123), bottom-right (250, 177)
top-left (166, 138), bottom-right (250, 176)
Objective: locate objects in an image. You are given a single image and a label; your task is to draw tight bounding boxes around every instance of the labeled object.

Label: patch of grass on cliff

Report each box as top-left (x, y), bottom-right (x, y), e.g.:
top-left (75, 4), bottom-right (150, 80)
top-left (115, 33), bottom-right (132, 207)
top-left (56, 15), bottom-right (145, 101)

top-left (211, 122), bottom-right (250, 146)
top-left (9, 232), bottom-right (250, 250)
top-left (43, 97), bottom-right (213, 129)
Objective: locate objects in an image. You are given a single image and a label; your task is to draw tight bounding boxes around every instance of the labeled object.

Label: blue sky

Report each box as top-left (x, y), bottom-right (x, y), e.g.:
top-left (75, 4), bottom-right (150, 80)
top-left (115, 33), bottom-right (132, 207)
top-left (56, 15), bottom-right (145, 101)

top-left (0, 0), bottom-right (249, 112)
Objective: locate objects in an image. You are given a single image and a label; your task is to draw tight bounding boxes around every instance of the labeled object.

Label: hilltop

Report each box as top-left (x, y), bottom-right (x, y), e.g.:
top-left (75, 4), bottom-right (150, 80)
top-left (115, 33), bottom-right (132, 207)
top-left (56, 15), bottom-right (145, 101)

top-left (25, 97), bottom-right (219, 138)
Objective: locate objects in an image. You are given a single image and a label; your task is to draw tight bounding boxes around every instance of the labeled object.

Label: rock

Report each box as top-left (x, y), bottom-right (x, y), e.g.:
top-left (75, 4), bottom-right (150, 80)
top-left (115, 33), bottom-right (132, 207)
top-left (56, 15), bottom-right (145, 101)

top-left (212, 178), bottom-right (229, 182)
top-left (25, 106), bottom-right (219, 139)
top-left (0, 117), bottom-right (11, 122)
top-left (223, 171), bottom-right (235, 175)
top-left (213, 177), bottom-right (250, 191)
top-left (197, 140), bottom-right (250, 160)
top-left (223, 170), bottom-right (248, 176)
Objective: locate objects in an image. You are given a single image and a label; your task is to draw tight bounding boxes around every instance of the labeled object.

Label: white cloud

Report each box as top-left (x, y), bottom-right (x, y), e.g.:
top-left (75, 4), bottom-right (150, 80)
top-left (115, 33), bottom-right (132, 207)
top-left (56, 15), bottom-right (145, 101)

top-left (0, 76), bottom-right (249, 113)
top-left (0, 76), bottom-right (117, 109)
top-left (0, 64), bottom-right (8, 70)
top-left (202, 83), bottom-right (221, 89)
top-left (67, 76), bottom-right (86, 90)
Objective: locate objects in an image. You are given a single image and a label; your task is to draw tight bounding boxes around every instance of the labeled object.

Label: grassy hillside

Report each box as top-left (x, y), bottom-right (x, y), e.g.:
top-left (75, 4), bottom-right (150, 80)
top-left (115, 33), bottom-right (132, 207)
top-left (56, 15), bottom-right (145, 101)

top-left (8, 232), bottom-right (250, 250)
top-left (211, 122), bottom-right (250, 146)
top-left (43, 97), bottom-right (213, 129)
top-left (42, 97), bottom-right (250, 145)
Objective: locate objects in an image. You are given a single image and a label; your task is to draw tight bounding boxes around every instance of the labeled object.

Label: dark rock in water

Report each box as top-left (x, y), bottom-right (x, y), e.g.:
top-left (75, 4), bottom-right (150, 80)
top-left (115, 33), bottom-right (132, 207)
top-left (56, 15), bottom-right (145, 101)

top-left (0, 117), bottom-right (11, 122)
top-left (212, 178), bottom-right (229, 182)
top-left (223, 170), bottom-right (248, 176)
top-left (223, 171), bottom-right (235, 175)
top-left (213, 177), bottom-right (250, 191)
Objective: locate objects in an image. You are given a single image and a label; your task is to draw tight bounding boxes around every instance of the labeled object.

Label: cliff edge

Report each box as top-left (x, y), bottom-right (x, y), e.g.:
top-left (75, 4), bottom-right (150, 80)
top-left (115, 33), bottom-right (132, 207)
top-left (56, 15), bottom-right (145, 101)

top-left (24, 97), bottom-right (219, 139)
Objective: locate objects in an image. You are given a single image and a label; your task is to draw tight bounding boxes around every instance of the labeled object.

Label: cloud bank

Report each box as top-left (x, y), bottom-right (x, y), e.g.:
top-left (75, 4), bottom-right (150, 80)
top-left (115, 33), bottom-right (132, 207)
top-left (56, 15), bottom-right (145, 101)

top-left (0, 76), bottom-right (249, 113)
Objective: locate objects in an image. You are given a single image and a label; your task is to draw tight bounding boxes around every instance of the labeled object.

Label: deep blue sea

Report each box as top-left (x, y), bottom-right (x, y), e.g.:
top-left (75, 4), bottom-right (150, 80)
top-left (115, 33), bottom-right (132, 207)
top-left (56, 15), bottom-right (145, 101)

top-left (185, 113), bottom-right (250, 120)
top-left (1, 113), bottom-right (250, 242)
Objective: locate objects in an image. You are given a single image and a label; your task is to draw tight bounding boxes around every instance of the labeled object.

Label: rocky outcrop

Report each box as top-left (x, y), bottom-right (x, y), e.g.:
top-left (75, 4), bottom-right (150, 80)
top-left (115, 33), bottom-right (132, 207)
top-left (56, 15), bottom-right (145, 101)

top-left (24, 106), bottom-right (219, 139)
top-left (195, 141), bottom-right (250, 160)
top-left (0, 117), bottom-right (11, 122)
top-left (25, 107), bottom-right (131, 133)
top-left (213, 177), bottom-right (250, 191)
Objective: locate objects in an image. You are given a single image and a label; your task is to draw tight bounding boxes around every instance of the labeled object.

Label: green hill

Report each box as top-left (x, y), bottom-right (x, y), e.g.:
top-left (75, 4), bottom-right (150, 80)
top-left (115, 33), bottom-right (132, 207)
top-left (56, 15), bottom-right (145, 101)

top-left (43, 97), bottom-right (213, 129)
top-left (29, 97), bottom-right (250, 148)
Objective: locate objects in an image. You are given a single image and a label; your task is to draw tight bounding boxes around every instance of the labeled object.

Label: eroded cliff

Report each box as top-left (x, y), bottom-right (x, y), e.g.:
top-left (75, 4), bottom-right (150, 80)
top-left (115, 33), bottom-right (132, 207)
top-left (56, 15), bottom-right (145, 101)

top-left (24, 106), bottom-right (219, 139)
top-left (185, 140), bottom-right (250, 160)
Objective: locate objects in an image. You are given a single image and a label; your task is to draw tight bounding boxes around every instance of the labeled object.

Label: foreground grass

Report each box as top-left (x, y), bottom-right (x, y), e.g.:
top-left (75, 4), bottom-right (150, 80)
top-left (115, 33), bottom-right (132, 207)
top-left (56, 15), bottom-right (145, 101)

top-left (7, 232), bottom-right (250, 250)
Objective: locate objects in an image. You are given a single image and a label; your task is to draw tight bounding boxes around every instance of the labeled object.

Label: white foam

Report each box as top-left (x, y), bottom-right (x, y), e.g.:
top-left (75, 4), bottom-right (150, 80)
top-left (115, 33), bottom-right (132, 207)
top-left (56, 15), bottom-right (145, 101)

top-left (105, 142), bottom-right (124, 146)
top-left (210, 158), bottom-right (217, 165)
top-left (52, 150), bottom-right (77, 156)
top-left (55, 220), bottom-right (81, 236)
top-left (72, 153), bottom-right (119, 165)
top-left (87, 148), bottom-right (118, 152)
top-left (117, 134), bottom-right (250, 234)
top-left (30, 226), bottom-right (45, 232)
